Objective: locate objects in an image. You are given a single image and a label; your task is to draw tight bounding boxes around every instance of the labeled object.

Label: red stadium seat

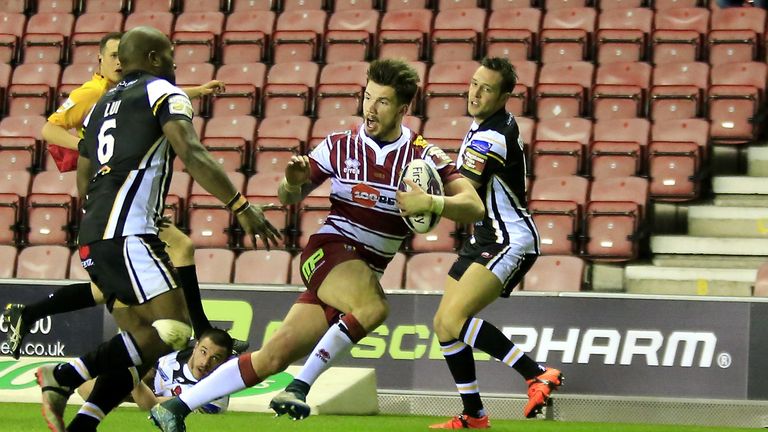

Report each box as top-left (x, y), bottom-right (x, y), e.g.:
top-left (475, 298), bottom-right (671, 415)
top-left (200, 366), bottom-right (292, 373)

top-left (290, 253), bottom-right (303, 285)
top-left (523, 255), bottom-right (584, 292)
top-left (174, 62), bottom-right (214, 115)
top-left (653, 0), bottom-right (697, 10)
top-left (282, 0), bottom-right (324, 10)
top-left (507, 61), bottom-right (537, 116)
top-left (411, 218), bottom-right (457, 253)
top-left (649, 61), bottom-right (708, 121)
top-left (130, 0), bottom-right (175, 12)
top-left (755, 261), bottom-right (768, 297)
top-left (9, 63), bottom-right (60, 116)
top-left (194, 248), bottom-right (234, 283)
top-left (23, 13), bottom-right (74, 64)
top-left (38, 0), bottom-right (75, 13)
top-left (221, 10), bottom-right (275, 64)
top-left (68, 249), bottom-right (89, 280)
top-left (0, 1), bottom-right (28, 13)
top-left (212, 63), bottom-right (267, 117)
top-left (0, 245), bottom-right (16, 277)
top-left (254, 150), bottom-right (295, 176)
top-left (591, 118), bottom-right (649, 179)
top-left (316, 61), bottom-right (368, 118)
top-left (516, 116), bottom-right (535, 156)
top-left (584, 176), bottom-right (648, 260)
top-left (648, 118), bottom-right (708, 201)
top-left (596, 8), bottom-right (653, 64)
top-left (490, 0), bottom-right (533, 8)
top-left (124, 12), bottom-right (174, 36)
top-left (310, 115), bottom-right (361, 148)
top-left (386, 0), bottom-right (428, 10)
top-left (26, 171), bottom-right (77, 246)
top-left (486, 8), bottom-right (541, 62)
top-left (405, 252), bottom-right (456, 291)
top-left (431, 8), bottom-right (486, 63)
top-left (424, 60), bottom-right (478, 118)
top-left (70, 13), bottom-right (123, 64)
top-left (187, 196), bottom-right (233, 248)
top-left (380, 252), bottom-right (406, 290)
top-left (533, 118), bottom-right (592, 178)
top-left (708, 7), bottom-right (765, 66)
top-left (272, 9), bottom-right (327, 63)
top-left (378, 9), bottom-right (433, 61)
top-left (183, 0), bottom-right (224, 12)
top-left (254, 115), bottom-right (311, 152)
top-left (652, 7), bottom-right (709, 65)
top-left (172, 12), bottom-right (225, 64)
top-left (0, 115), bottom-right (44, 172)
top-left (60, 63), bottom-right (99, 104)
top-left (81, 0), bottom-right (126, 13)
top-left (540, 8), bottom-right (596, 64)
top-left (0, 12), bottom-right (25, 64)
top-left (263, 61), bottom-right (319, 117)
top-left (536, 62), bottom-right (593, 120)
top-left (197, 116), bottom-right (255, 173)
top-left (234, 250), bottom-right (292, 284)
top-left (421, 116), bottom-right (472, 153)
top-left (592, 62), bottom-right (651, 120)
top-left (335, 0), bottom-right (376, 10)
top-left (708, 62), bottom-right (767, 144)
top-left (230, 0), bottom-right (274, 11)
top-left (528, 176), bottom-right (589, 255)
top-left (324, 10), bottom-right (379, 63)
top-left (437, 0), bottom-right (482, 9)
top-left (403, 115), bottom-right (422, 135)
top-left (16, 245), bottom-right (70, 279)
top-left (301, 181), bottom-right (331, 209)
top-left (0, 170), bottom-right (30, 245)
top-left (203, 115), bottom-right (256, 141)
top-left (297, 208), bottom-right (329, 249)
top-left (165, 171), bottom-right (190, 225)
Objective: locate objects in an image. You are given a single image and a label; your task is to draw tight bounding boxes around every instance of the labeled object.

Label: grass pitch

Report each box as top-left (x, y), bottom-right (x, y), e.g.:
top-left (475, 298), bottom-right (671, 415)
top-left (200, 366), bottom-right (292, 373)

top-left (0, 402), bottom-right (755, 432)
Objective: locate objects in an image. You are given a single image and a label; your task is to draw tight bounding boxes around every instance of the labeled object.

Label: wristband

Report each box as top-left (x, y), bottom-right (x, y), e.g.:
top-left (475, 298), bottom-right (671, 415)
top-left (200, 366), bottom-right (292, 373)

top-left (233, 201), bottom-right (251, 215)
top-left (282, 178), bottom-right (302, 194)
top-left (430, 195), bottom-right (445, 215)
top-left (227, 192), bottom-right (248, 213)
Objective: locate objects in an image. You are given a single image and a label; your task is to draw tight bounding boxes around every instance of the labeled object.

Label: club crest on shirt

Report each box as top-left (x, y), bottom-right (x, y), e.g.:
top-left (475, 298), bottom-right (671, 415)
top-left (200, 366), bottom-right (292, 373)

top-left (413, 135), bottom-right (429, 148)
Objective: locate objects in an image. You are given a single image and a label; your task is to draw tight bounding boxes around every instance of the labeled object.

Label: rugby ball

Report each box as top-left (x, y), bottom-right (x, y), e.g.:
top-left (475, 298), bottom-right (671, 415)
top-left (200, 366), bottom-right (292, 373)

top-left (398, 158), bottom-right (444, 234)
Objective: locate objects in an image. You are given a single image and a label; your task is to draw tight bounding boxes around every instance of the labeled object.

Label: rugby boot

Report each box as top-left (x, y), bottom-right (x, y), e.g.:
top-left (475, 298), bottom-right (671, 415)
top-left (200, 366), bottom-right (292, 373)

top-left (232, 338), bottom-right (250, 355)
top-left (36, 364), bottom-right (73, 432)
top-left (429, 414), bottom-right (490, 429)
top-left (3, 303), bottom-right (29, 360)
top-left (270, 389), bottom-right (311, 420)
top-left (523, 367), bottom-right (563, 418)
top-left (149, 402), bottom-right (187, 432)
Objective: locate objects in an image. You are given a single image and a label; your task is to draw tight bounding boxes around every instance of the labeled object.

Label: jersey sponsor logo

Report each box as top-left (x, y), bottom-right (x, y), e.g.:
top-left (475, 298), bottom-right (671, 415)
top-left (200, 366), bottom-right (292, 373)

top-left (56, 98), bottom-right (75, 113)
top-left (461, 147), bottom-right (487, 175)
top-left (343, 158), bottom-right (361, 175)
top-left (469, 139), bottom-right (492, 155)
top-left (79, 245), bottom-right (94, 269)
top-left (167, 94), bottom-right (193, 119)
top-left (426, 146), bottom-right (452, 169)
top-left (351, 183), bottom-right (396, 208)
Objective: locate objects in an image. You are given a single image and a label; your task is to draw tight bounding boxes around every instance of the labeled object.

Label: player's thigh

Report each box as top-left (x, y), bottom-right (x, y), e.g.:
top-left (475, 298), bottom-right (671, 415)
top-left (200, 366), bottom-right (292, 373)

top-left (158, 224), bottom-right (195, 267)
top-left (90, 282), bottom-right (105, 304)
top-left (255, 303), bottom-right (328, 373)
top-left (438, 263), bottom-right (502, 320)
top-left (112, 288), bottom-right (189, 335)
top-left (316, 259), bottom-right (384, 314)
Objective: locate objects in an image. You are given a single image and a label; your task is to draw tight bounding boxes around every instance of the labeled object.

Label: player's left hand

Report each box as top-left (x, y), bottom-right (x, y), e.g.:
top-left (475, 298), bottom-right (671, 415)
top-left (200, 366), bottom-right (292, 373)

top-left (396, 178), bottom-right (432, 216)
top-left (198, 80), bottom-right (225, 95)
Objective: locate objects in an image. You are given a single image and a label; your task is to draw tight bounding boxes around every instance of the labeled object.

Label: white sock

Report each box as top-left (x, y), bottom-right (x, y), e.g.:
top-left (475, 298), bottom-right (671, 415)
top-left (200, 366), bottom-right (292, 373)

top-left (295, 323), bottom-right (354, 387)
top-left (179, 357), bottom-right (245, 410)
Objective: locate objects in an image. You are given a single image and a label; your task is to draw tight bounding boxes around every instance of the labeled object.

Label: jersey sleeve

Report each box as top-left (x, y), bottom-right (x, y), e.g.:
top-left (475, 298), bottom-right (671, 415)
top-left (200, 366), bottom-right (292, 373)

top-left (419, 140), bottom-right (462, 186)
top-left (308, 135), bottom-right (335, 185)
top-left (457, 129), bottom-right (512, 183)
top-left (146, 79), bottom-right (194, 126)
top-left (48, 84), bottom-right (104, 132)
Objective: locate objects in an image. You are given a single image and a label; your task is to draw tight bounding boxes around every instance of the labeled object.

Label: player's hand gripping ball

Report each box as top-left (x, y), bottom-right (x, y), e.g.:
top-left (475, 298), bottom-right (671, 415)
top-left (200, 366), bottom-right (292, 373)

top-left (397, 158), bottom-right (444, 234)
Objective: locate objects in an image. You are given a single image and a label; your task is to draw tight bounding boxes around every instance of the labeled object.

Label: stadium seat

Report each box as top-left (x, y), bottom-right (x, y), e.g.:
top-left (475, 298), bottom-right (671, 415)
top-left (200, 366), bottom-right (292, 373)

top-left (523, 255), bottom-right (584, 292)
top-left (485, 9), bottom-right (541, 63)
top-left (0, 0), bottom-right (28, 13)
top-left (22, 13), bottom-right (74, 64)
top-left (198, 116), bottom-right (255, 172)
top-left (335, 0), bottom-right (376, 10)
top-left (590, 118), bottom-right (650, 179)
top-left (310, 115), bottom-right (361, 147)
top-left (515, 116), bottom-right (535, 155)
top-left (234, 250), bottom-right (292, 284)
top-left (648, 118), bottom-right (708, 201)
top-left (221, 10), bottom-right (275, 64)
top-left (424, 60), bottom-right (478, 118)
top-left (254, 150), bottom-right (295, 177)
top-left (129, 0), bottom-right (174, 12)
top-left (0, 245), bottom-right (16, 277)
top-left (301, 180), bottom-right (331, 210)
top-left (242, 200), bottom-right (288, 249)
top-left (316, 61), bottom-right (368, 118)
top-left (592, 62), bottom-right (651, 120)
top-left (297, 208), bottom-right (329, 249)
top-left (263, 61), bottom-right (319, 117)
top-left (0, 115), bottom-right (45, 172)
top-left (540, 8), bottom-right (596, 64)
top-left (595, 8), bottom-right (653, 64)
top-left (584, 176), bottom-right (648, 260)
top-left (386, 0), bottom-right (428, 11)
top-left (528, 175), bottom-right (589, 255)
top-left (26, 171), bottom-right (77, 246)
top-left (708, 7), bottom-right (765, 66)
top-left (597, 0), bottom-right (642, 9)
top-left (755, 261), bottom-right (768, 297)
top-left (652, 7), bottom-right (709, 65)
top-left (81, 0), bottom-right (126, 13)
top-left (378, 9), bottom-right (433, 61)
top-left (507, 61), bottom-right (537, 116)
top-left (708, 62), bottom-right (767, 144)
top-left (16, 245), bottom-right (70, 279)
top-left (70, 12), bottom-right (124, 64)
top-left (187, 196), bottom-right (233, 248)
top-left (203, 115), bottom-right (256, 141)
top-left (652, 0), bottom-right (697, 10)
top-left (290, 253), bottom-right (303, 285)
top-left (535, 61), bottom-right (593, 120)
top-left (272, 9), bottom-right (327, 63)
top-left (123, 12), bottom-right (174, 36)
top-left (68, 249), bottom-right (88, 280)
top-left (431, 8), bottom-right (486, 63)
top-left (0, 12), bottom-right (25, 64)
top-left (649, 61), bottom-right (708, 121)
top-left (421, 116), bottom-right (473, 153)
top-left (404, 252), bottom-right (456, 291)
top-left (254, 115), bottom-right (311, 153)
top-left (194, 248), bottom-right (235, 284)
top-left (9, 63), bottom-right (60, 117)
top-left (183, 0), bottom-right (224, 12)
top-left (282, 0), bottom-right (324, 10)
top-left (380, 252), bottom-right (406, 290)
top-left (230, 0), bottom-right (274, 11)
top-left (174, 63), bottom-right (215, 115)
top-left (165, 171), bottom-right (190, 225)
top-left (59, 63), bottom-right (99, 105)
top-left (0, 171), bottom-right (30, 245)
top-left (437, 0), bottom-right (482, 9)
top-left (212, 63), bottom-right (267, 117)
top-left (490, 0), bottom-right (533, 8)
top-left (533, 118), bottom-right (592, 178)
top-left (410, 218), bottom-right (458, 253)
top-left (172, 12), bottom-right (225, 64)
top-left (324, 9), bottom-right (379, 63)
top-left (403, 115), bottom-right (423, 135)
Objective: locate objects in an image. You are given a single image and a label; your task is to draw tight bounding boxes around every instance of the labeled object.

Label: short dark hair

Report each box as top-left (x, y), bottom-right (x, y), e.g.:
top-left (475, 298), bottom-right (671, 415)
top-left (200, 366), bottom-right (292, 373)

top-left (367, 58), bottom-right (420, 106)
top-left (198, 327), bottom-right (234, 354)
top-left (99, 32), bottom-right (123, 54)
top-left (481, 57), bottom-right (517, 94)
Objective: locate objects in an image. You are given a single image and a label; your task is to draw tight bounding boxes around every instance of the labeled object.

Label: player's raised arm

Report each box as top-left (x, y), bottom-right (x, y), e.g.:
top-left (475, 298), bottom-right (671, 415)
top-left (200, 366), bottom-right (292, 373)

top-left (278, 155), bottom-right (313, 205)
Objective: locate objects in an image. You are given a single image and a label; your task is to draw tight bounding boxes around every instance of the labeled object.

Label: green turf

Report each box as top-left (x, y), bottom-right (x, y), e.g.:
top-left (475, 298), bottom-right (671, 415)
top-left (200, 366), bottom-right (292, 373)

top-left (1, 402), bottom-right (755, 432)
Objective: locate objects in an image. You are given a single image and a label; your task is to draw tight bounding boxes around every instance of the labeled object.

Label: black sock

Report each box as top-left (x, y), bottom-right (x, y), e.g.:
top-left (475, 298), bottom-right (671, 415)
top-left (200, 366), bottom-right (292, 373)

top-left (286, 379), bottom-right (310, 397)
top-left (440, 339), bottom-right (484, 418)
top-left (177, 265), bottom-right (211, 337)
top-left (23, 283), bottom-right (95, 323)
top-left (67, 368), bottom-right (136, 432)
top-left (163, 396), bottom-right (192, 417)
top-left (54, 332), bottom-right (142, 388)
top-left (459, 317), bottom-right (545, 380)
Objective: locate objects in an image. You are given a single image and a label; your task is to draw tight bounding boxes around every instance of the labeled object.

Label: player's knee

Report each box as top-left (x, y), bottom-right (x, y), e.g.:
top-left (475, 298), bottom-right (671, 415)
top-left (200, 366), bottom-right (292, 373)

top-left (356, 300), bottom-right (389, 331)
top-left (152, 319), bottom-right (192, 351)
top-left (433, 310), bottom-right (461, 340)
top-left (163, 230), bottom-right (195, 266)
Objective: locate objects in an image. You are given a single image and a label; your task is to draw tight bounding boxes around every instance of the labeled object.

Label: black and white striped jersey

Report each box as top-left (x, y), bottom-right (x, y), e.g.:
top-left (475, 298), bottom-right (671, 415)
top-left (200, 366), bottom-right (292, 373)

top-left (456, 109), bottom-right (539, 253)
top-left (78, 72), bottom-right (193, 245)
